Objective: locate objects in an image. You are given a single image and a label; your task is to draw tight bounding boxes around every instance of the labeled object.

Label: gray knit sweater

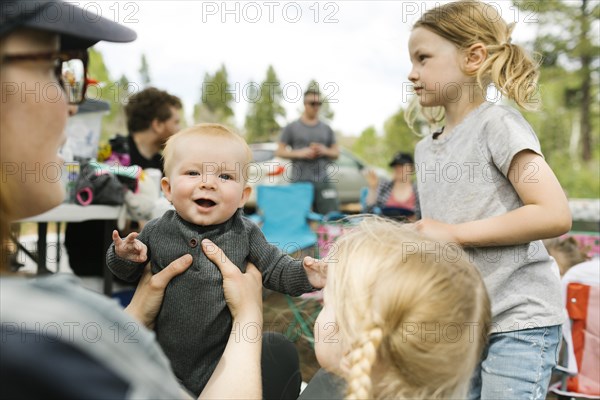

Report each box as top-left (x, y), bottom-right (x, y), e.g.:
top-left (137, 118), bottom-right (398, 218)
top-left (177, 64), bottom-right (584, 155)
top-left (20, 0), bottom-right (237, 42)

top-left (107, 209), bottom-right (313, 396)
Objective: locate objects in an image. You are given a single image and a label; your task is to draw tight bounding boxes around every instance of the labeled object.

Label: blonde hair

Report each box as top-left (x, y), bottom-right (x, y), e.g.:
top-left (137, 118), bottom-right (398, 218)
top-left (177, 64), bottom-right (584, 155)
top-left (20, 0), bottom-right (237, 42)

top-left (405, 0), bottom-right (540, 132)
top-left (327, 217), bottom-right (491, 399)
top-left (162, 123), bottom-right (252, 177)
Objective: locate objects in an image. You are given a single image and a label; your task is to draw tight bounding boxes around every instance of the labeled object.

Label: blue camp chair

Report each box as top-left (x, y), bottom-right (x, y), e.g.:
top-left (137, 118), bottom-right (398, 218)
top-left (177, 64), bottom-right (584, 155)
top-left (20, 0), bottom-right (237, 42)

top-left (252, 183), bottom-right (323, 348)
top-left (252, 183), bottom-right (322, 253)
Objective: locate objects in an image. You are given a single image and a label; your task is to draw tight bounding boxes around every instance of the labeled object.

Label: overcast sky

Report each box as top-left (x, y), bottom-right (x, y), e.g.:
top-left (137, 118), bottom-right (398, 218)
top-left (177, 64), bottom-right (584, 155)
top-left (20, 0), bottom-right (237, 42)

top-left (89, 1), bottom-right (538, 136)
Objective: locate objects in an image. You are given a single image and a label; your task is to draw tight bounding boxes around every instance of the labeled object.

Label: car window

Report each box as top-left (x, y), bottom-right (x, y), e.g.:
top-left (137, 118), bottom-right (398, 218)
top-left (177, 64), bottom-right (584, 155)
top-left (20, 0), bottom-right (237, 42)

top-left (337, 151), bottom-right (362, 169)
top-left (252, 149), bottom-right (275, 163)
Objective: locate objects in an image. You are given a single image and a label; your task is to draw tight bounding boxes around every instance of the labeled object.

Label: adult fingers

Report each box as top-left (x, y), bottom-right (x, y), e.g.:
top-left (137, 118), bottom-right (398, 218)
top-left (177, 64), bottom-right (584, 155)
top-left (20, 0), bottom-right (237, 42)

top-left (201, 239), bottom-right (236, 278)
top-left (151, 254), bottom-right (193, 288)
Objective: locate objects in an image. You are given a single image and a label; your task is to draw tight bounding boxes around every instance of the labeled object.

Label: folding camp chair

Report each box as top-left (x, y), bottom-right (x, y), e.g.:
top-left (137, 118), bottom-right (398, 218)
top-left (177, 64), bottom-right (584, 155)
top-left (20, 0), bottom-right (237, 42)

top-left (252, 183), bottom-right (322, 253)
top-left (550, 258), bottom-right (600, 399)
top-left (251, 183), bottom-right (323, 348)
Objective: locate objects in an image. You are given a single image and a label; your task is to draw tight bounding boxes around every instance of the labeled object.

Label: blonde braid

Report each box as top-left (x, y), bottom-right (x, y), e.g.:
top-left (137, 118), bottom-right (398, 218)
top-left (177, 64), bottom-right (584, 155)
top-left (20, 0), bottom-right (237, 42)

top-left (344, 328), bottom-right (383, 400)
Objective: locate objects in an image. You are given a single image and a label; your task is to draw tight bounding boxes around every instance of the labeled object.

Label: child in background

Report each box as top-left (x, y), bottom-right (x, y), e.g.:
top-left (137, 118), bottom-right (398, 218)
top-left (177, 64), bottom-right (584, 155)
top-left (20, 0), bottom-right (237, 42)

top-left (107, 123), bottom-right (323, 396)
top-left (406, 1), bottom-right (572, 398)
top-left (544, 236), bottom-right (590, 276)
top-left (311, 217), bottom-right (491, 400)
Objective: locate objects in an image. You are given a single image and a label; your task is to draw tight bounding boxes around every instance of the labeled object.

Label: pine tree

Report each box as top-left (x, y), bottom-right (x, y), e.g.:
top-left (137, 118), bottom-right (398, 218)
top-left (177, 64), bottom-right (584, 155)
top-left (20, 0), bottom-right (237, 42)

top-left (194, 65), bottom-right (235, 124)
top-left (244, 65), bottom-right (286, 143)
top-left (513, 0), bottom-right (599, 161)
top-left (138, 54), bottom-right (151, 88)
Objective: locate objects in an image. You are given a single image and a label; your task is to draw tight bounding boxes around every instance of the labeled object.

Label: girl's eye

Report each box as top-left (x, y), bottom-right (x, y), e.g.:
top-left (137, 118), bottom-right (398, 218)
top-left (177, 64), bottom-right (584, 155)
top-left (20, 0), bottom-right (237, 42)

top-left (187, 171), bottom-right (200, 176)
top-left (419, 55), bottom-right (428, 62)
top-left (219, 174), bottom-right (232, 181)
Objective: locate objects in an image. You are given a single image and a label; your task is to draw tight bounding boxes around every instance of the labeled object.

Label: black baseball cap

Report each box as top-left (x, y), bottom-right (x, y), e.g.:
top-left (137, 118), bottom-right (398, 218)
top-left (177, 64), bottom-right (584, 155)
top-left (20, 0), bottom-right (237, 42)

top-left (0, 0), bottom-right (136, 49)
top-left (389, 152), bottom-right (414, 167)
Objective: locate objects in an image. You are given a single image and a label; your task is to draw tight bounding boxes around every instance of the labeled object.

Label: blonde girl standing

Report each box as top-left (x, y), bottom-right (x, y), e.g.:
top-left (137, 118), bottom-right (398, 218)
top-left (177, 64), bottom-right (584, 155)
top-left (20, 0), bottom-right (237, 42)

top-left (407, 1), bottom-right (571, 399)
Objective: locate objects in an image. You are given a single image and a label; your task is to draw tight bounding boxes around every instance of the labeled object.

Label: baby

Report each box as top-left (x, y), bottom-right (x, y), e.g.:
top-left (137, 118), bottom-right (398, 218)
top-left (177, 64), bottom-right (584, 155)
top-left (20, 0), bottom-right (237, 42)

top-left (107, 123), bottom-right (322, 395)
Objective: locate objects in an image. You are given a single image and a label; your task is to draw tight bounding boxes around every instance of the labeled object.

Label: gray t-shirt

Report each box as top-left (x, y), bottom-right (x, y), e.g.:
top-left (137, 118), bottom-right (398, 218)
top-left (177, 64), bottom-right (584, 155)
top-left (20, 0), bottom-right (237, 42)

top-left (0, 274), bottom-right (184, 399)
top-left (280, 119), bottom-right (336, 183)
top-left (415, 102), bottom-right (563, 332)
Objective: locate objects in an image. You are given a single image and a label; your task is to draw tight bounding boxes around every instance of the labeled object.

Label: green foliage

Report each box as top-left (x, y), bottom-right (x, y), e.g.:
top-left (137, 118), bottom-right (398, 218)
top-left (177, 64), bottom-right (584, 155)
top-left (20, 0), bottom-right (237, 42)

top-left (244, 65), bottom-right (286, 143)
top-left (513, 0), bottom-right (599, 163)
top-left (383, 108), bottom-right (421, 164)
top-left (351, 126), bottom-right (383, 166)
top-left (306, 79), bottom-right (334, 122)
top-left (194, 64), bottom-right (235, 124)
top-left (138, 54), bottom-right (151, 88)
top-left (548, 154), bottom-right (600, 199)
top-left (351, 108), bottom-right (421, 170)
top-left (87, 48), bottom-right (110, 83)
top-left (86, 49), bottom-right (128, 143)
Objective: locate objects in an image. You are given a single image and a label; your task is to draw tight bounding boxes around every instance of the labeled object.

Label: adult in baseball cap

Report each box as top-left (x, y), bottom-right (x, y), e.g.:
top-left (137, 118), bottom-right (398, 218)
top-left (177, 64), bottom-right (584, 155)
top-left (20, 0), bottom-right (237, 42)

top-left (388, 151), bottom-right (414, 167)
top-left (0, 1), bottom-right (263, 398)
top-left (0, 0), bottom-right (137, 48)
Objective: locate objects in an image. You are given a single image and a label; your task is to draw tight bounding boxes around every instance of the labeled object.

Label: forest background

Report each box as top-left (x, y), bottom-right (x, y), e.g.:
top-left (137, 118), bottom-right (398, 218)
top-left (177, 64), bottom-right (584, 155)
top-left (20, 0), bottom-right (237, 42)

top-left (86, 0), bottom-right (599, 198)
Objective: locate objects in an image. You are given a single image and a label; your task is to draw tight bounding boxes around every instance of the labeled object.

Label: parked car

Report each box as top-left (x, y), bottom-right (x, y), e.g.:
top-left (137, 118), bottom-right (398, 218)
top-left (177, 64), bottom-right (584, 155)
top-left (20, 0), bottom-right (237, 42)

top-left (245, 143), bottom-right (389, 210)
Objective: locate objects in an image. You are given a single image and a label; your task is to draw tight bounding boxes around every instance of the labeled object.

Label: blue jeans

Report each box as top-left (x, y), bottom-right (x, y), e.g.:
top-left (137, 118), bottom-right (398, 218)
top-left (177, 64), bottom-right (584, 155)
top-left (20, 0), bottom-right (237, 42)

top-left (468, 325), bottom-right (561, 400)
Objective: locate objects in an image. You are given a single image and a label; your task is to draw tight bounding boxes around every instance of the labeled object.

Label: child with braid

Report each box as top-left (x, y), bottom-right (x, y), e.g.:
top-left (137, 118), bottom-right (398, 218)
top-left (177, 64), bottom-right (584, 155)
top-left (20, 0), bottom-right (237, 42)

top-left (406, 1), bottom-right (571, 398)
top-left (308, 217), bottom-right (491, 400)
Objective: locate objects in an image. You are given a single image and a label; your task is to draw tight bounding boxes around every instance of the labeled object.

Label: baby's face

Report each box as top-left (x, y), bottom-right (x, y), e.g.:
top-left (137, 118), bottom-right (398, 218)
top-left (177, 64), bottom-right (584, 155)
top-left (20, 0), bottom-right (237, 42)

top-left (161, 135), bottom-right (251, 226)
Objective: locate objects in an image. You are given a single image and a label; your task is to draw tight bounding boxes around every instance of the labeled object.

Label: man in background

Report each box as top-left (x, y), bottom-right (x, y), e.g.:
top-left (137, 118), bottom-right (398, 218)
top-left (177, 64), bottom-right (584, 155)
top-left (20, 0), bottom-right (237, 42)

top-left (125, 87), bottom-right (182, 170)
top-left (276, 89), bottom-right (340, 214)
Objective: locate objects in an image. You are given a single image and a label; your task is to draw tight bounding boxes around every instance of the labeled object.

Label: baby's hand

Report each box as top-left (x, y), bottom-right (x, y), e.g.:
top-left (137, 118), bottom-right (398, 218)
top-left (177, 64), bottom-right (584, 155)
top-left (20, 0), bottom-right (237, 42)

top-left (112, 230), bottom-right (148, 263)
top-left (303, 256), bottom-right (327, 289)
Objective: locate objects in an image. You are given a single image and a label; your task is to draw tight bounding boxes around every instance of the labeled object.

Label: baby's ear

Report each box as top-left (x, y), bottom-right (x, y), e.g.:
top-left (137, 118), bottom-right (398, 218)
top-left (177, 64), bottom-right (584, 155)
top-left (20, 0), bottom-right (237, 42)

top-left (239, 185), bottom-right (252, 207)
top-left (161, 177), bottom-right (173, 201)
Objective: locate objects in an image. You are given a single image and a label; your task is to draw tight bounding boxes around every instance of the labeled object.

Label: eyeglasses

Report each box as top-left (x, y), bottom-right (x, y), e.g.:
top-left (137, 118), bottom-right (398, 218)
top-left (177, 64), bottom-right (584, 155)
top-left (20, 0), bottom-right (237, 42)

top-left (1, 49), bottom-right (89, 105)
top-left (306, 101), bottom-right (323, 107)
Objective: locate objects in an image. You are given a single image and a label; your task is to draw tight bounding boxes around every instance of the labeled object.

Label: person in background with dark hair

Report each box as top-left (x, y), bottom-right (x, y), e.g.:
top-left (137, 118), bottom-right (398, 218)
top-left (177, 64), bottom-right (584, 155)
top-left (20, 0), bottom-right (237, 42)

top-left (276, 88), bottom-right (340, 215)
top-left (65, 88), bottom-right (182, 278)
top-left (125, 87), bottom-right (182, 170)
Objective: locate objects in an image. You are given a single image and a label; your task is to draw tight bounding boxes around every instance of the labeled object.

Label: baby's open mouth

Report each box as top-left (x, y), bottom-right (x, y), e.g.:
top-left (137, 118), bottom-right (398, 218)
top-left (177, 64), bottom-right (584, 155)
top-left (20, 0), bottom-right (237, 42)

top-left (195, 199), bottom-right (216, 207)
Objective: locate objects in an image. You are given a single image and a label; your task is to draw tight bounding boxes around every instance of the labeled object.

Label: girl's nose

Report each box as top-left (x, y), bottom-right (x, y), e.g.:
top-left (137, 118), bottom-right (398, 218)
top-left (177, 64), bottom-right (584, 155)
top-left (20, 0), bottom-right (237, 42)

top-left (408, 67), bottom-right (418, 83)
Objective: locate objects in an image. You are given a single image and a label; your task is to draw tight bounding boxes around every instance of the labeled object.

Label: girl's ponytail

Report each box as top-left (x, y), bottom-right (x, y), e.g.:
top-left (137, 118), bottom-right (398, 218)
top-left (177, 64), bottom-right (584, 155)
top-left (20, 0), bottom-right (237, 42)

top-left (479, 23), bottom-right (541, 110)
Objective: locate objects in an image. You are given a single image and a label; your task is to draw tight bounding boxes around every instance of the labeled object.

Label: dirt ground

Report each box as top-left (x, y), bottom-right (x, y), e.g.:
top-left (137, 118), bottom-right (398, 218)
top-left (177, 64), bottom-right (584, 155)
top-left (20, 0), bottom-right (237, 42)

top-left (263, 290), bottom-right (323, 382)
